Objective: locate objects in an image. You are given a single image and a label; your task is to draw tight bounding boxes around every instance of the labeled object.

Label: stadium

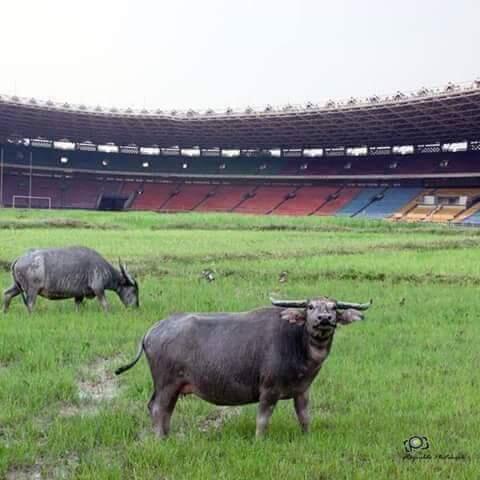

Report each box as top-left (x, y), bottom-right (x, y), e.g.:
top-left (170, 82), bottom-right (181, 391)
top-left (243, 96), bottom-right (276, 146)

top-left (1, 2), bottom-right (480, 479)
top-left (2, 79), bottom-right (480, 222)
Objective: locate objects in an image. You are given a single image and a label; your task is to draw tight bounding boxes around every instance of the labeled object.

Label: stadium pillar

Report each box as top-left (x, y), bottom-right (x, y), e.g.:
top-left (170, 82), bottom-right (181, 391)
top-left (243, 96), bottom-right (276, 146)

top-left (29, 150), bottom-right (33, 208)
top-left (0, 145), bottom-right (4, 207)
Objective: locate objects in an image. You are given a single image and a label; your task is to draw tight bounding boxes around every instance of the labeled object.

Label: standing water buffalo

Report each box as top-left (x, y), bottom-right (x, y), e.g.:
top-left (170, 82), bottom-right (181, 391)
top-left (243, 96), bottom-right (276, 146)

top-left (3, 247), bottom-right (139, 313)
top-left (116, 296), bottom-right (371, 438)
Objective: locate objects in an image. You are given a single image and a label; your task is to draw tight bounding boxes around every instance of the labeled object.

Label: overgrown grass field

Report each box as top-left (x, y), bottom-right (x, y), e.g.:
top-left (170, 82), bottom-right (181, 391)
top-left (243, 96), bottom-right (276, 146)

top-left (0, 210), bottom-right (479, 479)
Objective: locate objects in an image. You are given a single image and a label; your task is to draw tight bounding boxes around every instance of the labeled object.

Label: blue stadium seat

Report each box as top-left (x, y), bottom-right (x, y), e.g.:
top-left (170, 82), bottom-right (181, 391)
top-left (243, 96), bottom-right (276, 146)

top-left (355, 188), bottom-right (423, 218)
top-left (336, 188), bottom-right (385, 217)
top-left (463, 210), bottom-right (480, 224)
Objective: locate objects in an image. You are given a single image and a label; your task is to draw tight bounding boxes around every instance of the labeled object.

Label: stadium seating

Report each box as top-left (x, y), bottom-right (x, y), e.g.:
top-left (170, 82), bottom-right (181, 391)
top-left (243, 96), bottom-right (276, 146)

top-left (234, 186), bottom-right (296, 214)
top-left (336, 188), bottom-right (386, 217)
top-left (5, 169), bottom-right (480, 223)
top-left (273, 186), bottom-right (338, 215)
top-left (462, 208), bottom-right (480, 224)
top-left (456, 203), bottom-right (480, 223)
top-left (118, 179), bottom-right (144, 196)
top-left (355, 187), bottom-right (423, 218)
top-left (195, 185), bottom-right (255, 212)
top-left (390, 189), bottom-right (433, 221)
top-left (1, 172), bottom-right (130, 209)
top-left (4, 143), bottom-right (480, 222)
top-left (29, 175), bottom-right (64, 208)
top-left (428, 188), bottom-right (480, 222)
top-left (132, 182), bottom-right (180, 210)
top-left (4, 142), bottom-right (480, 178)
top-left (315, 187), bottom-right (360, 215)
top-left (276, 152), bottom-right (480, 177)
top-left (427, 205), bottom-right (465, 222)
top-left (397, 188), bottom-right (480, 222)
top-left (161, 184), bottom-right (215, 211)
top-left (1, 173), bottom-right (31, 207)
top-left (403, 205), bottom-right (437, 222)
top-left (61, 178), bottom-right (104, 209)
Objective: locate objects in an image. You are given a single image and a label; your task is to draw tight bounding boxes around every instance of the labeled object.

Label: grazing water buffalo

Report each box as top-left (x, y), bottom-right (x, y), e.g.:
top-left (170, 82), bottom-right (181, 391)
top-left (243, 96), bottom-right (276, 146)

top-left (3, 247), bottom-right (139, 313)
top-left (116, 296), bottom-right (371, 438)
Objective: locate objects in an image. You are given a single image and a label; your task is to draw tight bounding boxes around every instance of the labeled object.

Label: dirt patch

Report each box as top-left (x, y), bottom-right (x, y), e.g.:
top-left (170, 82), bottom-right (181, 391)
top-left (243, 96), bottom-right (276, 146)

top-left (198, 406), bottom-right (242, 433)
top-left (50, 453), bottom-right (80, 479)
top-left (149, 220), bottom-right (473, 235)
top-left (6, 465), bottom-right (42, 480)
top-left (77, 357), bottom-right (120, 402)
top-left (152, 222), bottom-right (354, 233)
top-left (59, 356), bottom-right (121, 418)
top-left (6, 454), bottom-right (79, 480)
top-left (0, 218), bottom-right (122, 230)
top-left (58, 403), bottom-right (99, 418)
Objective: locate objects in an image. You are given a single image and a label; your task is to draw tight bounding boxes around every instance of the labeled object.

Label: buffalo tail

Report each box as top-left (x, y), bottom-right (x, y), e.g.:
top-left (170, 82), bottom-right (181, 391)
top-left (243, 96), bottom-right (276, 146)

top-left (115, 335), bottom-right (145, 375)
top-left (11, 259), bottom-right (27, 308)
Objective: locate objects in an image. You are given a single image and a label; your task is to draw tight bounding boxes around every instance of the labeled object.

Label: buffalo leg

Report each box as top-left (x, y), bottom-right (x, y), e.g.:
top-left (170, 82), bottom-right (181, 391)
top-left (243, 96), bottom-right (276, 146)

top-left (74, 296), bottom-right (84, 311)
top-left (95, 291), bottom-right (109, 311)
top-left (294, 390), bottom-right (310, 433)
top-left (25, 290), bottom-right (38, 314)
top-left (3, 284), bottom-right (21, 313)
top-left (256, 391), bottom-right (279, 438)
top-left (149, 387), bottom-right (179, 438)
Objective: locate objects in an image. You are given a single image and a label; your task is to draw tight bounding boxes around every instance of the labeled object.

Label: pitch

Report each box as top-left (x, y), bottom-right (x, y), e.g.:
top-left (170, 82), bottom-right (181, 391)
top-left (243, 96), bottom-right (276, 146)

top-left (0, 210), bottom-right (478, 479)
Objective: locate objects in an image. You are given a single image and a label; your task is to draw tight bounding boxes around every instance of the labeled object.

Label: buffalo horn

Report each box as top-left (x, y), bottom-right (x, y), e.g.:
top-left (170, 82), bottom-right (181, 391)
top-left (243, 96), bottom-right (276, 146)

top-left (336, 299), bottom-right (372, 311)
top-left (119, 260), bottom-right (135, 286)
top-left (270, 297), bottom-right (308, 308)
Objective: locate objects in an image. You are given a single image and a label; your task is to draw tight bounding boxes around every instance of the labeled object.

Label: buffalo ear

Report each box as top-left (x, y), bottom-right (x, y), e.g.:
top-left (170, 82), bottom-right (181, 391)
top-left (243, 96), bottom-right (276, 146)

top-left (280, 308), bottom-right (306, 325)
top-left (337, 308), bottom-right (365, 325)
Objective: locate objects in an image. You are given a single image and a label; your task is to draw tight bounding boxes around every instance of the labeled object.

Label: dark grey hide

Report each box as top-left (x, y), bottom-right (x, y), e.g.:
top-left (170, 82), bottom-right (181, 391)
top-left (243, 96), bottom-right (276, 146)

top-left (116, 297), bottom-right (371, 438)
top-left (3, 247), bottom-right (139, 313)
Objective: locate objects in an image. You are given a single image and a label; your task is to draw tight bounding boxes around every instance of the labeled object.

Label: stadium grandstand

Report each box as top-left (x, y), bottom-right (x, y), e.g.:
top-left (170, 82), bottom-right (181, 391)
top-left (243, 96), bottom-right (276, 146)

top-left (1, 79), bottom-right (480, 223)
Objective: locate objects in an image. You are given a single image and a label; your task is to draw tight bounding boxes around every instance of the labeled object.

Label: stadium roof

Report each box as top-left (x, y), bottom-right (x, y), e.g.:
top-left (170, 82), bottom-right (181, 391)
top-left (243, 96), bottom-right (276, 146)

top-left (1, 81), bottom-right (480, 150)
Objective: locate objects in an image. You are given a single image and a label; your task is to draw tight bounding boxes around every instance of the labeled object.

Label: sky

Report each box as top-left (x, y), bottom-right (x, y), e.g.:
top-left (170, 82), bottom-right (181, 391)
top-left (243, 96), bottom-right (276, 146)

top-left (0, 0), bottom-right (478, 111)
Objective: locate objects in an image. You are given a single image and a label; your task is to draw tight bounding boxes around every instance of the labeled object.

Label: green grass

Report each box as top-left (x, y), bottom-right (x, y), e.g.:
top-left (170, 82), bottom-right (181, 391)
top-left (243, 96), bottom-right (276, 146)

top-left (0, 209), bottom-right (479, 479)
